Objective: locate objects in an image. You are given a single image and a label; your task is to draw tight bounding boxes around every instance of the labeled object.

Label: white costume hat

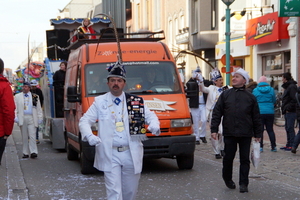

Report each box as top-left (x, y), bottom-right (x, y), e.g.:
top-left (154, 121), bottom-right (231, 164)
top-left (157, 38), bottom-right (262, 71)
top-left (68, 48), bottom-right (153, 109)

top-left (231, 68), bottom-right (250, 85)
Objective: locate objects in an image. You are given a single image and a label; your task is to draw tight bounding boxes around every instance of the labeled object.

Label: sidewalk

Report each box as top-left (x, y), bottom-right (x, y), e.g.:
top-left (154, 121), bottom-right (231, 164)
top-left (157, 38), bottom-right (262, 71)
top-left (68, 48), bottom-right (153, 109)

top-left (0, 124), bottom-right (29, 200)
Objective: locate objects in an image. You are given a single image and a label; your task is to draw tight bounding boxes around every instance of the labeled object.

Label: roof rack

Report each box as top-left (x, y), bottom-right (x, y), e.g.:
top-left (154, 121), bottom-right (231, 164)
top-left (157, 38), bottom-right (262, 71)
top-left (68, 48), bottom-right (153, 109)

top-left (67, 30), bottom-right (165, 50)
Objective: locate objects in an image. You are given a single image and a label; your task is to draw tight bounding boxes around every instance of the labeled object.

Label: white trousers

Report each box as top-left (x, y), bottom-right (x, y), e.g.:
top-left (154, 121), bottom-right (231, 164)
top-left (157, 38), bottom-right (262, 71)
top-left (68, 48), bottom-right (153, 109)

top-left (20, 115), bottom-right (38, 155)
top-left (210, 118), bottom-right (224, 154)
top-left (104, 149), bottom-right (140, 200)
top-left (190, 105), bottom-right (206, 141)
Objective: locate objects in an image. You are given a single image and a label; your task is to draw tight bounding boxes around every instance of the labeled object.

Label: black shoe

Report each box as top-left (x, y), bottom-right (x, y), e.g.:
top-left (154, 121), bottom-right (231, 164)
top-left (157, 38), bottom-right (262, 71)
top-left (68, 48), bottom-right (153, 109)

top-left (215, 154), bottom-right (222, 159)
top-left (200, 137), bottom-right (207, 143)
top-left (240, 185), bottom-right (248, 193)
top-left (220, 150), bottom-right (225, 157)
top-left (22, 154), bottom-right (29, 158)
top-left (224, 180), bottom-right (236, 189)
top-left (291, 147), bottom-right (297, 154)
top-left (30, 153), bottom-right (38, 158)
top-left (195, 140), bottom-right (200, 145)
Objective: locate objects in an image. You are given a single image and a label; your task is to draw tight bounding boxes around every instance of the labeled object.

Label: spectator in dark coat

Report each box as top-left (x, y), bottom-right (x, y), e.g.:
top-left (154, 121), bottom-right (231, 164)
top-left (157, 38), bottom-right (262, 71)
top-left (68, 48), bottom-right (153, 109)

top-left (53, 61), bottom-right (67, 117)
top-left (291, 87), bottom-right (300, 154)
top-left (280, 72), bottom-right (297, 151)
top-left (246, 78), bottom-right (257, 93)
top-left (211, 68), bottom-right (262, 193)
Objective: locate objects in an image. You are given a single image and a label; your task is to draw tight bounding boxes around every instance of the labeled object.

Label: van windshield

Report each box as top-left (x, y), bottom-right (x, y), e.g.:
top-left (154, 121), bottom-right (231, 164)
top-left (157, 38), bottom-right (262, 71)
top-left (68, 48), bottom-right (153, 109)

top-left (84, 61), bottom-right (182, 96)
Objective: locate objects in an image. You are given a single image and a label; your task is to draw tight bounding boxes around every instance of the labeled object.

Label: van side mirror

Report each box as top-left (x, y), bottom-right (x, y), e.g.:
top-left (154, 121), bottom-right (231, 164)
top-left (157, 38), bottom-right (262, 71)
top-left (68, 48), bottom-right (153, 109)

top-left (67, 86), bottom-right (81, 103)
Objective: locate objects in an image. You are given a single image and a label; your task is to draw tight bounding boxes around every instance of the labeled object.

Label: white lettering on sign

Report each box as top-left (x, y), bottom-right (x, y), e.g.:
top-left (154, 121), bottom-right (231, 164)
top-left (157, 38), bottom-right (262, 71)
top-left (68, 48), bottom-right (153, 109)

top-left (255, 20), bottom-right (276, 39)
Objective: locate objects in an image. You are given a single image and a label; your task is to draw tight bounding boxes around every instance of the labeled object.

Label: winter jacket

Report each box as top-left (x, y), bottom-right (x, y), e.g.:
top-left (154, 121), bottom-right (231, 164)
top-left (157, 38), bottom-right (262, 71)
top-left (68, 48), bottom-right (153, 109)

top-left (246, 81), bottom-right (257, 93)
top-left (252, 82), bottom-right (276, 114)
top-left (211, 86), bottom-right (262, 138)
top-left (53, 70), bottom-right (66, 87)
top-left (0, 75), bottom-right (15, 137)
top-left (281, 80), bottom-right (297, 114)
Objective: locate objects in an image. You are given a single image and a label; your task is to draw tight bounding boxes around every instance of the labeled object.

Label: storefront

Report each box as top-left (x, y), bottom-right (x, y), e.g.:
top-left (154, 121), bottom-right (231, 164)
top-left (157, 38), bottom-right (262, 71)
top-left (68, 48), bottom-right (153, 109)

top-left (245, 12), bottom-right (291, 93)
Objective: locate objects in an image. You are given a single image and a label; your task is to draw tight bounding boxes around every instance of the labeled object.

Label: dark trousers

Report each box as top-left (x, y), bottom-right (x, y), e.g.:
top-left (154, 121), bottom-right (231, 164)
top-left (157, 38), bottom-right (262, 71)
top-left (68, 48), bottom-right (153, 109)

top-left (260, 114), bottom-right (276, 149)
top-left (0, 137), bottom-right (7, 165)
top-left (222, 136), bottom-right (252, 186)
top-left (284, 112), bottom-right (296, 147)
top-left (293, 121), bottom-right (300, 150)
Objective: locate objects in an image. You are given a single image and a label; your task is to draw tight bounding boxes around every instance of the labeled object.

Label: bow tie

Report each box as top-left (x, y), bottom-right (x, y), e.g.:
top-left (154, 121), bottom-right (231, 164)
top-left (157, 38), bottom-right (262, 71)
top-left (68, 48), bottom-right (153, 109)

top-left (114, 98), bottom-right (121, 105)
top-left (24, 94), bottom-right (29, 97)
top-left (218, 88), bottom-right (223, 93)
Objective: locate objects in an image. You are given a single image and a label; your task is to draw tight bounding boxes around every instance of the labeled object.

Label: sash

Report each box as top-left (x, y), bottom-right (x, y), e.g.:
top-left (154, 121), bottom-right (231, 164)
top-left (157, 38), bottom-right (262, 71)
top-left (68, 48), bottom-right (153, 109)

top-left (125, 93), bottom-right (147, 141)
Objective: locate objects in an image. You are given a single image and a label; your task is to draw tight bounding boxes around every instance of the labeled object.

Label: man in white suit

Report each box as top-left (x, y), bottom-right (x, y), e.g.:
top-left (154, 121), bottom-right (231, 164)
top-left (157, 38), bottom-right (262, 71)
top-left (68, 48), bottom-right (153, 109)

top-left (14, 82), bottom-right (43, 158)
top-left (79, 61), bottom-right (160, 200)
top-left (197, 68), bottom-right (229, 159)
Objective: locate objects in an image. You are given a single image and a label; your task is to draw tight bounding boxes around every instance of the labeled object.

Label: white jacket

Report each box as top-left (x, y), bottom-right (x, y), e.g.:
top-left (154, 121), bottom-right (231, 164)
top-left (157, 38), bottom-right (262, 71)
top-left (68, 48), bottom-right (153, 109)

top-left (79, 92), bottom-right (159, 174)
top-left (14, 92), bottom-right (43, 127)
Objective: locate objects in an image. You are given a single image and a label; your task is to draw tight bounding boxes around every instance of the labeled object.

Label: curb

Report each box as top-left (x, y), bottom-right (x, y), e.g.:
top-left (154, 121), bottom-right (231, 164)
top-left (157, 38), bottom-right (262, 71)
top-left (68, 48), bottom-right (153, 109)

top-left (4, 132), bottom-right (29, 200)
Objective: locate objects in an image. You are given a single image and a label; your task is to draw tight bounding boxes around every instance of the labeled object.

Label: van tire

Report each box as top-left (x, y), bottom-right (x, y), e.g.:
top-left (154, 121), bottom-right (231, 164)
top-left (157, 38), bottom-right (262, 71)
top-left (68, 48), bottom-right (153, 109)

top-left (176, 154), bottom-right (194, 170)
top-left (80, 151), bottom-right (97, 174)
top-left (67, 140), bottom-right (78, 160)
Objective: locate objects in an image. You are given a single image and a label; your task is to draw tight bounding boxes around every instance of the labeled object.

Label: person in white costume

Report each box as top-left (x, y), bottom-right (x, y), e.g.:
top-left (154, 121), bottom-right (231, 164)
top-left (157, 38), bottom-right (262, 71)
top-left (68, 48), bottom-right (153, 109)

top-left (79, 61), bottom-right (160, 200)
top-left (196, 68), bottom-right (229, 159)
top-left (186, 67), bottom-right (207, 145)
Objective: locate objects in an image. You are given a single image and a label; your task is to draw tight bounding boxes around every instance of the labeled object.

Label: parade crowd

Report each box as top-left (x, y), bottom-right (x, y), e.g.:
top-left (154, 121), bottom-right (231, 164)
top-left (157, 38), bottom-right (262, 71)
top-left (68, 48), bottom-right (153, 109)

top-left (2, 54), bottom-right (300, 199)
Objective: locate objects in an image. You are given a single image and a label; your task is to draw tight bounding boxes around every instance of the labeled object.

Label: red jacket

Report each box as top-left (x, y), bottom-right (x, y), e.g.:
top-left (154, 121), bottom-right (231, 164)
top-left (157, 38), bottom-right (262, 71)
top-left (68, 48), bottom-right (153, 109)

top-left (0, 75), bottom-right (15, 137)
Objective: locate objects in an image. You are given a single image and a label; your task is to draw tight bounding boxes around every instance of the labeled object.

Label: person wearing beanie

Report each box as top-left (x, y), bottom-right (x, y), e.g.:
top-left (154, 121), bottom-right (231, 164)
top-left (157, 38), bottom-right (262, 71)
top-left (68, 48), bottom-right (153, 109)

top-left (211, 68), bottom-right (262, 193)
top-left (253, 76), bottom-right (277, 152)
top-left (79, 61), bottom-right (160, 200)
top-left (0, 58), bottom-right (15, 165)
top-left (280, 72), bottom-right (297, 151)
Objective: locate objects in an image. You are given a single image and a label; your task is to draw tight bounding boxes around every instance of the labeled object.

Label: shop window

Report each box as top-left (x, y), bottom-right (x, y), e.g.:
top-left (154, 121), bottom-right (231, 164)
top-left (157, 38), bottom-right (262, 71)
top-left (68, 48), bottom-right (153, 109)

top-left (265, 54), bottom-right (282, 70)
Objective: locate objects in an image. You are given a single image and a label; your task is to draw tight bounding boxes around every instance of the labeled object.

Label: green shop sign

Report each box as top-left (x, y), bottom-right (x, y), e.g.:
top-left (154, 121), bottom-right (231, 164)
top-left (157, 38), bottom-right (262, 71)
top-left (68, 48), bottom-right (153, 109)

top-left (279, 0), bottom-right (300, 17)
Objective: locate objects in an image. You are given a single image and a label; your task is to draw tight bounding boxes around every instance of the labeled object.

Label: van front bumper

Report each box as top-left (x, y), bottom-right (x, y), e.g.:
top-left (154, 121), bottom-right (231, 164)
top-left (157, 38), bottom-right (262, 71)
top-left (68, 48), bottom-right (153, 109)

top-left (142, 135), bottom-right (196, 159)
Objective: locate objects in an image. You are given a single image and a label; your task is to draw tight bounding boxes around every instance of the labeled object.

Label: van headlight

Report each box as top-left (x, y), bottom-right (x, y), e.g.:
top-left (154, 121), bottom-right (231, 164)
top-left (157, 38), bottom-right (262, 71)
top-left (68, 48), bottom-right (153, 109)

top-left (171, 119), bottom-right (192, 128)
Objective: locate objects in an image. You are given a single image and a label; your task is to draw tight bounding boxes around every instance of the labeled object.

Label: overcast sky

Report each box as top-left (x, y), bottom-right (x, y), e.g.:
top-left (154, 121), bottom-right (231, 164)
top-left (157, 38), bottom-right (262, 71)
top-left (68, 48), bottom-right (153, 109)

top-left (0, 0), bottom-right (70, 71)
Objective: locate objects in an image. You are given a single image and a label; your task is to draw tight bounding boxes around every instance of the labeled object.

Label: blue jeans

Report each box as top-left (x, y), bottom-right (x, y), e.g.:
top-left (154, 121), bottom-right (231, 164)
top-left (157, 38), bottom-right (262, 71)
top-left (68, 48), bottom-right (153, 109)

top-left (284, 112), bottom-right (296, 147)
top-left (260, 114), bottom-right (276, 149)
top-left (292, 121), bottom-right (300, 150)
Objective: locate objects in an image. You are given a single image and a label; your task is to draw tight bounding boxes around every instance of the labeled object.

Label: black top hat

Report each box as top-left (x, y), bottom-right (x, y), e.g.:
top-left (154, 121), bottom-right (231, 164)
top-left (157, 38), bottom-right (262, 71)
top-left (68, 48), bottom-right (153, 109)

top-left (107, 61), bottom-right (126, 80)
top-left (23, 82), bottom-right (31, 87)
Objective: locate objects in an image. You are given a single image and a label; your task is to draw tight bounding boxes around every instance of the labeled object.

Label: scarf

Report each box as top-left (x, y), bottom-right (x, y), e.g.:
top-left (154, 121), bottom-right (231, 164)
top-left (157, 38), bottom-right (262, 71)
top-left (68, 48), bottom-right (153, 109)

top-left (125, 93), bottom-right (147, 141)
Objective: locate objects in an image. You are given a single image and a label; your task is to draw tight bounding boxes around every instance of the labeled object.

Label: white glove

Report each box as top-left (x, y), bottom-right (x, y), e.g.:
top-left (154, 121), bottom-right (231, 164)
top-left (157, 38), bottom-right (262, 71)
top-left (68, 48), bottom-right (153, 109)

top-left (197, 73), bottom-right (203, 82)
top-left (148, 123), bottom-right (161, 136)
top-left (86, 134), bottom-right (101, 146)
top-left (14, 117), bottom-right (19, 124)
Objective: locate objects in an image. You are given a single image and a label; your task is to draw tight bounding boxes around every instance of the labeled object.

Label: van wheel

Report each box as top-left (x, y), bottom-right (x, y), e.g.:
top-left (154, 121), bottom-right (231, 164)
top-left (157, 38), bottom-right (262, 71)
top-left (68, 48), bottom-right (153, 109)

top-left (80, 151), bottom-right (97, 174)
top-left (67, 140), bottom-right (78, 160)
top-left (176, 154), bottom-right (194, 170)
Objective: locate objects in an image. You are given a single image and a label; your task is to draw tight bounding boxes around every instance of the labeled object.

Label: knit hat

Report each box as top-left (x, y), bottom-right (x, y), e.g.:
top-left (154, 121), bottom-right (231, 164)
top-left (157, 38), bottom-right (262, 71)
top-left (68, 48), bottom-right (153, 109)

top-left (107, 61), bottom-right (126, 80)
top-left (258, 76), bottom-right (267, 83)
top-left (231, 68), bottom-right (250, 85)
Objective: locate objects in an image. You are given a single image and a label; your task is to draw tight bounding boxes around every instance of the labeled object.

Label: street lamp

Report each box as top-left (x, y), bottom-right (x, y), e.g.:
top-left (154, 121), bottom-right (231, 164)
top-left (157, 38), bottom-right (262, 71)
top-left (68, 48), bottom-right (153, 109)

top-left (222, 0), bottom-right (235, 85)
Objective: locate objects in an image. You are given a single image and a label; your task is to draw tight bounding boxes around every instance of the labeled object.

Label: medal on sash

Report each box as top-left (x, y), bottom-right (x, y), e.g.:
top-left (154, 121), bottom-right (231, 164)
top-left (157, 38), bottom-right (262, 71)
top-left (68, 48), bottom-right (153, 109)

top-left (116, 122), bottom-right (124, 132)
